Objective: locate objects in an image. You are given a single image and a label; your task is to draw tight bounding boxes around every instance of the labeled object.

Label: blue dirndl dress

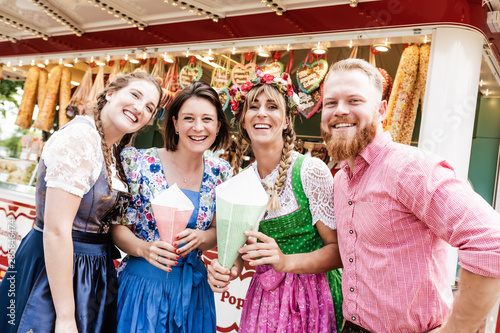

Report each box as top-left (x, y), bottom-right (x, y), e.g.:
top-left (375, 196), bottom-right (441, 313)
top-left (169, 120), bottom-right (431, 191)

top-left (0, 117), bottom-right (126, 333)
top-left (116, 147), bottom-right (232, 333)
top-left (116, 190), bottom-right (216, 333)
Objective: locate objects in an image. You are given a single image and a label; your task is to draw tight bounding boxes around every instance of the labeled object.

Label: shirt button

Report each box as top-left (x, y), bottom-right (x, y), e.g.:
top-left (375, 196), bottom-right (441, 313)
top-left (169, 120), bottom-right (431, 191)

top-left (349, 258), bottom-right (353, 262)
top-left (351, 316), bottom-right (356, 321)
top-left (350, 287), bottom-right (354, 292)
top-left (348, 200), bottom-right (353, 205)
top-left (349, 229), bottom-right (354, 234)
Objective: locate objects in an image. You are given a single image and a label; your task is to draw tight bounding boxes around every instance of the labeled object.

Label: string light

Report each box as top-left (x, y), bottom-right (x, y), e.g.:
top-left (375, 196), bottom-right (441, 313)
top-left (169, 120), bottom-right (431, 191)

top-left (485, 89), bottom-right (489, 96)
top-left (59, 58), bottom-right (63, 64)
top-left (232, 47), bottom-right (236, 55)
top-left (349, 40), bottom-right (353, 48)
top-left (287, 44), bottom-right (290, 51)
top-left (31, 59), bottom-right (35, 66)
top-left (480, 80), bottom-right (484, 87)
top-left (45, 59), bottom-right (49, 65)
top-left (86, 0), bottom-right (147, 31)
top-left (74, 57), bottom-right (78, 63)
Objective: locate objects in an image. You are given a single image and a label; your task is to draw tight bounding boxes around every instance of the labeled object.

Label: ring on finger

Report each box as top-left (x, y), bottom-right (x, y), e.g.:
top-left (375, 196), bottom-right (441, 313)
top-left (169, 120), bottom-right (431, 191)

top-left (155, 255), bottom-right (159, 261)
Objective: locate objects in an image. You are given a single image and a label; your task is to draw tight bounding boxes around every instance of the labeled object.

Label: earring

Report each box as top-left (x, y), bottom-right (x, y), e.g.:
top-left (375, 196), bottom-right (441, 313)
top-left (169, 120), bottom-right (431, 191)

top-left (175, 131), bottom-right (179, 135)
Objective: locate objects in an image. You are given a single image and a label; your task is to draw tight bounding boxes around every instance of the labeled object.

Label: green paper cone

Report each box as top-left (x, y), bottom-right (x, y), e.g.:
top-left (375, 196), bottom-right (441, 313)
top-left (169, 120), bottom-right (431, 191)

top-left (216, 168), bottom-right (268, 269)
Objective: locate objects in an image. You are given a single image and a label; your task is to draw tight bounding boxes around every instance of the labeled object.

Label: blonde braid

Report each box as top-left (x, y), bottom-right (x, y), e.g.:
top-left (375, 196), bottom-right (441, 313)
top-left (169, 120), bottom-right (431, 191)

top-left (113, 133), bottom-right (133, 183)
top-left (93, 94), bottom-right (113, 201)
top-left (232, 134), bottom-right (246, 176)
top-left (267, 124), bottom-right (296, 212)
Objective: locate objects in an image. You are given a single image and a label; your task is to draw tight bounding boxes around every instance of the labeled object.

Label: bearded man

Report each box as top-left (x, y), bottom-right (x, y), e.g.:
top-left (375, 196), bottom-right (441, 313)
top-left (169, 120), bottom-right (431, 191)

top-left (321, 58), bottom-right (500, 333)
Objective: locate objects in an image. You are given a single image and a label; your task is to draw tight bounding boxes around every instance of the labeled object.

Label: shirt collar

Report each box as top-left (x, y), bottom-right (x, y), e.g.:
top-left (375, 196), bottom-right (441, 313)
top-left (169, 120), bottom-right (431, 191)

top-left (340, 131), bottom-right (393, 174)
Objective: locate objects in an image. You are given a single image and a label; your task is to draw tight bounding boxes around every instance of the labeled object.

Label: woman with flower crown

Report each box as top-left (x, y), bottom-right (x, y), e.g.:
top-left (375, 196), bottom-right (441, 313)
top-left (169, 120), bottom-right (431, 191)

top-left (207, 69), bottom-right (343, 332)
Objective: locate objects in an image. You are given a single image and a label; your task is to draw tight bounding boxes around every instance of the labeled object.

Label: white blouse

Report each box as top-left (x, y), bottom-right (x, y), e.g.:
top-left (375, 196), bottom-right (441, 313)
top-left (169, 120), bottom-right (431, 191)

top-left (41, 116), bottom-right (126, 197)
top-left (251, 151), bottom-right (336, 230)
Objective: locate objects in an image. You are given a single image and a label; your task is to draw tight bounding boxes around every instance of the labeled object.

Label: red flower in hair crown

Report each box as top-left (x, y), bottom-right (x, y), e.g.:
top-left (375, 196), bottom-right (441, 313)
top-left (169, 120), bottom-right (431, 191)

top-left (229, 68), bottom-right (302, 121)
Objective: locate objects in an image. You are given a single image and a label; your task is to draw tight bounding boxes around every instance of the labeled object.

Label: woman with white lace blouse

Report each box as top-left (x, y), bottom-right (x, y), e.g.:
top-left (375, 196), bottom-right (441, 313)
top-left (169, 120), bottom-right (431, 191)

top-left (207, 71), bottom-right (344, 333)
top-left (0, 72), bottom-right (162, 333)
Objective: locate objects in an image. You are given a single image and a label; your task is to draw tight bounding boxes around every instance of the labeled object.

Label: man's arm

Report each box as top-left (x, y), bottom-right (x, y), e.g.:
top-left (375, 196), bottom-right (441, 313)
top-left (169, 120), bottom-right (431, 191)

top-left (433, 268), bottom-right (500, 332)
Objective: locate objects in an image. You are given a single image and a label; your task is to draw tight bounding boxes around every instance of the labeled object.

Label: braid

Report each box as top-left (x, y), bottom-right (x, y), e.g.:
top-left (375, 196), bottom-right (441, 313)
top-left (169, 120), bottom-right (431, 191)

top-left (232, 134), bottom-right (246, 176)
top-left (114, 133), bottom-right (133, 183)
top-left (267, 122), bottom-right (296, 212)
top-left (93, 93), bottom-right (113, 201)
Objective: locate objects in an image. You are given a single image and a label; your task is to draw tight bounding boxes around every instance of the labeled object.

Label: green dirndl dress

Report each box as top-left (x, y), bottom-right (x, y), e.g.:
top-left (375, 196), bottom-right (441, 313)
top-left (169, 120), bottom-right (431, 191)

top-left (240, 154), bottom-right (343, 332)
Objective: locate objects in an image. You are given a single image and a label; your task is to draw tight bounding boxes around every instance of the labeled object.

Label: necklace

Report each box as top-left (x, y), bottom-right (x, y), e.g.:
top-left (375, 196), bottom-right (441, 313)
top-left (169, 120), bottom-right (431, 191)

top-left (178, 168), bottom-right (192, 183)
top-left (170, 155), bottom-right (202, 184)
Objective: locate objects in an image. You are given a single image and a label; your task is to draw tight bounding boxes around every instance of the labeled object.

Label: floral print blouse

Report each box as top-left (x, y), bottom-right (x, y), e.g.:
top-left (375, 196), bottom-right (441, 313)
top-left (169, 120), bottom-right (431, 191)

top-left (119, 147), bottom-right (232, 242)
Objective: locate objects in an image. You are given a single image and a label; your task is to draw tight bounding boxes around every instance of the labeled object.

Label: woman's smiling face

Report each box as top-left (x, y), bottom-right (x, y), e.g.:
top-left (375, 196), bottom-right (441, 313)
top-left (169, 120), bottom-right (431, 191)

top-left (242, 91), bottom-right (288, 147)
top-left (173, 97), bottom-right (220, 154)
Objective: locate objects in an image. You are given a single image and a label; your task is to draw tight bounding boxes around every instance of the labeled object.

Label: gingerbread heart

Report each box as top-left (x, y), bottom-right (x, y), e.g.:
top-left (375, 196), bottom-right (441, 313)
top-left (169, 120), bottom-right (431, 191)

top-left (231, 63), bottom-right (256, 87)
top-left (217, 87), bottom-right (230, 110)
top-left (179, 65), bottom-right (203, 88)
top-left (296, 59), bottom-right (328, 94)
top-left (244, 52), bottom-right (254, 62)
top-left (298, 86), bottom-right (323, 119)
top-left (212, 68), bottom-right (232, 89)
top-left (259, 62), bottom-right (284, 77)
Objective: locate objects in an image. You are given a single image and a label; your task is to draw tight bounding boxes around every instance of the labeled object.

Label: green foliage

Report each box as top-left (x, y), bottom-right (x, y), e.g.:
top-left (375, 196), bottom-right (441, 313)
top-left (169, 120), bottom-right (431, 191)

top-left (0, 79), bottom-right (24, 118)
top-left (0, 134), bottom-right (21, 158)
top-left (0, 128), bottom-right (37, 158)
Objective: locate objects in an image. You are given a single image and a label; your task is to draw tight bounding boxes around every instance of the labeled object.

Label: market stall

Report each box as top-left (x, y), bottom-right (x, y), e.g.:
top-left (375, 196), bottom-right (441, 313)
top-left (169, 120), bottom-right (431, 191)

top-left (1, 0), bottom-right (500, 331)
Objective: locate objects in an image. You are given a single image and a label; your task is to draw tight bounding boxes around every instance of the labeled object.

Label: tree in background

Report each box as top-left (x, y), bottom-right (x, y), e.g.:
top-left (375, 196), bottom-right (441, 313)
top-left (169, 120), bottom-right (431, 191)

top-left (0, 80), bottom-right (24, 118)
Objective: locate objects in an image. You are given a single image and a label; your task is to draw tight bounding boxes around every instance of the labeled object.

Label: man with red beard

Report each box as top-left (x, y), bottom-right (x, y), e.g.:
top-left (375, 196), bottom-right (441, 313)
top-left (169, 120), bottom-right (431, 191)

top-left (321, 58), bottom-right (500, 333)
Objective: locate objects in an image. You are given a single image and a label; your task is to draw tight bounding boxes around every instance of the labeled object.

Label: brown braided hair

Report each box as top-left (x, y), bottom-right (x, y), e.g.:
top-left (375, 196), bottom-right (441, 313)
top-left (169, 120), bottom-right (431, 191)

top-left (92, 71), bottom-right (162, 200)
top-left (232, 84), bottom-right (296, 212)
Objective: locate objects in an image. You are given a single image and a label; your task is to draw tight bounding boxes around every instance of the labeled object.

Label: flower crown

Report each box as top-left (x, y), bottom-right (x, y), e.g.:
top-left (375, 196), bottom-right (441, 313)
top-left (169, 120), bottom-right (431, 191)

top-left (229, 68), bottom-right (302, 121)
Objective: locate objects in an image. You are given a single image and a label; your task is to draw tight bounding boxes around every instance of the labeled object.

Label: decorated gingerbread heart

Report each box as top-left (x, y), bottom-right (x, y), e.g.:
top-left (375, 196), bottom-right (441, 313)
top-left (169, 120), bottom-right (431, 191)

top-left (179, 65), bottom-right (203, 89)
top-left (298, 85), bottom-right (323, 119)
top-left (212, 68), bottom-right (232, 89)
top-left (296, 59), bottom-right (328, 94)
top-left (231, 63), bottom-right (256, 87)
top-left (217, 87), bottom-right (230, 111)
top-left (259, 62), bottom-right (284, 77)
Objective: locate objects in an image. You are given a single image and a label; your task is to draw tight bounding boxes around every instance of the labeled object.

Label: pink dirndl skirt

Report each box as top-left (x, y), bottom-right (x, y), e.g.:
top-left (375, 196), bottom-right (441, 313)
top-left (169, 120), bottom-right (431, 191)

top-left (239, 265), bottom-right (336, 333)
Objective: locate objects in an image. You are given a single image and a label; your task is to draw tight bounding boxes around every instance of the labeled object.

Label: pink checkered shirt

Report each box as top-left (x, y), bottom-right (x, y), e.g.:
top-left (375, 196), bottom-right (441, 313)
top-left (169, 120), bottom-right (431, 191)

top-left (334, 132), bottom-right (500, 333)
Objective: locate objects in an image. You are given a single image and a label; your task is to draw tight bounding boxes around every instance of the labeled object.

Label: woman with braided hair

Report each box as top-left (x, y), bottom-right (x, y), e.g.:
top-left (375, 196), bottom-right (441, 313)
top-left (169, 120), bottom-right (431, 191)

top-left (0, 71), bottom-right (162, 333)
top-left (111, 81), bottom-right (231, 333)
top-left (207, 71), bottom-right (343, 332)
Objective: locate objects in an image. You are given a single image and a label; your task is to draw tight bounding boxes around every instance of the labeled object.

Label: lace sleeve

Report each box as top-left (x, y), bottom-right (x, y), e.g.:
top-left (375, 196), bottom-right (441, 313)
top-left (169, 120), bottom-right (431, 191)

top-left (301, 157), bottom-right (336, 229)
top-left (42, 122), bottom-right (103, 198)
top-left (119, 147), bottom-right (142, 226)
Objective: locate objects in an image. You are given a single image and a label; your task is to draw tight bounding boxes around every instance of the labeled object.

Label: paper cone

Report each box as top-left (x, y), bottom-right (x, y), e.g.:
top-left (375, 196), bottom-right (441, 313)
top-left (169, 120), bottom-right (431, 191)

top-left (216, 168), bottom-right (268, 269)
top-left (151, 184), bottom-right (194, 244)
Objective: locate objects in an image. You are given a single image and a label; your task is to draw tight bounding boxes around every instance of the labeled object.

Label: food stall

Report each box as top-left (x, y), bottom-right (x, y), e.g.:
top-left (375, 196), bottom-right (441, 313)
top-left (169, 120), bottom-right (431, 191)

top-left (1, 0), bottom-right (500, 331)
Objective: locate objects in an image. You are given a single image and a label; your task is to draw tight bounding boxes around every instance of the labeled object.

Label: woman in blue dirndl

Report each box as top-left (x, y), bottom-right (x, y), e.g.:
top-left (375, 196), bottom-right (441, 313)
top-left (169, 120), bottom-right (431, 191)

top-left (0, 72), bottom-right (162, 333)
top-left (111, 81), bottom-right (231, 333)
